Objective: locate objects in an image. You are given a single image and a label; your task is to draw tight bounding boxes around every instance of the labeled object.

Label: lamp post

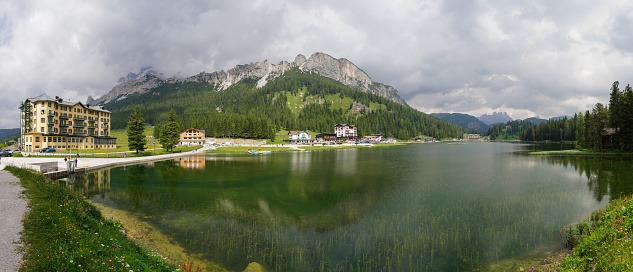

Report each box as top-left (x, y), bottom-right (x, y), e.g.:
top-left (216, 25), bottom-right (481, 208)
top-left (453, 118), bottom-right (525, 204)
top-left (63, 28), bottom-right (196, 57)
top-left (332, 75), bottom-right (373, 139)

top-left (152, 141), bottom-right (155, 155)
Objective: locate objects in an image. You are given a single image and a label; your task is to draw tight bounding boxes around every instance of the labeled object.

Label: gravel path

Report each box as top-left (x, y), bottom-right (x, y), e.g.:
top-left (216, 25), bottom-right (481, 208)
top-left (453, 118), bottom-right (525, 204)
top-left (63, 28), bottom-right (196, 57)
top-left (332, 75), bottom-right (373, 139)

top-left (0, 169), bottom-right (28, 271)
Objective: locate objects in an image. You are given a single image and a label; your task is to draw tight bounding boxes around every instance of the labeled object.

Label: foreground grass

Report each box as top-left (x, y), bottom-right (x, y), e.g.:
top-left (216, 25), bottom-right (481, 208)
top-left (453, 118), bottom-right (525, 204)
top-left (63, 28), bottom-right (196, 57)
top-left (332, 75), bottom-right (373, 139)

top-left (529, 149), bottom-right (633, 157)
top-left (6, 166), bottom-right (177, 271)
top-left (559, 195), bottom-right (633, 271)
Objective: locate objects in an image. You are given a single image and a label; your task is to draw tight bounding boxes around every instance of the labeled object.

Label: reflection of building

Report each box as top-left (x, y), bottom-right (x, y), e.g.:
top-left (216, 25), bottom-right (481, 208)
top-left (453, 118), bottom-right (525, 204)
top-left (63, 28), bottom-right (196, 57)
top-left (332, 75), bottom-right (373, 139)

top-left (19, 93), bottom-right (116, 152)
top-left (64, 168), bottom-right (111, 196)
top-left (174, 156), bottom-right (206, 169)
top-left (180, 128), bottom-right (205, 146)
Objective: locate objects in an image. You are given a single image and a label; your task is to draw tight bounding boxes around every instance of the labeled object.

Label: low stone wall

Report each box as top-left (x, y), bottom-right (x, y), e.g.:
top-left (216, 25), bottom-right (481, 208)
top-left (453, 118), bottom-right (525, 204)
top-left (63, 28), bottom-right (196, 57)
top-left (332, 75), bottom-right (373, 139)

top-left (28, 162), bottom-right (58, 173)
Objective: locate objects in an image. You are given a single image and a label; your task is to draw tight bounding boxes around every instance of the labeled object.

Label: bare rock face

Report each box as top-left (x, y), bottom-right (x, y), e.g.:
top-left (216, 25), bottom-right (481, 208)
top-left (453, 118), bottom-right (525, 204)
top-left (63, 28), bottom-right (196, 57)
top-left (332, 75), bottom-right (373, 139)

top-left (93, 73), bottom-right (163, 105)
top-left (90, 52), bottom-right (409, 106)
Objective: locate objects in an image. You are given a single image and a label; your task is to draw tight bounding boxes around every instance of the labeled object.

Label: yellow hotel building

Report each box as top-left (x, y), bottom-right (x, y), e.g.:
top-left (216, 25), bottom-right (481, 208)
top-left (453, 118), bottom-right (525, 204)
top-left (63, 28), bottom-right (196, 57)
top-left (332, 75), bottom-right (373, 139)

top-left (19, 93), bottom-right (117, 152)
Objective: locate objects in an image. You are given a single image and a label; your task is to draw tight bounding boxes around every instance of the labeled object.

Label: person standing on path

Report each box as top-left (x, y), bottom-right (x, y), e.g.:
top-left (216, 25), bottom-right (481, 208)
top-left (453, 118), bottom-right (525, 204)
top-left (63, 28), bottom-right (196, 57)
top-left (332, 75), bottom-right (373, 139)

top-left (74, 157), bottom-right (78, 168)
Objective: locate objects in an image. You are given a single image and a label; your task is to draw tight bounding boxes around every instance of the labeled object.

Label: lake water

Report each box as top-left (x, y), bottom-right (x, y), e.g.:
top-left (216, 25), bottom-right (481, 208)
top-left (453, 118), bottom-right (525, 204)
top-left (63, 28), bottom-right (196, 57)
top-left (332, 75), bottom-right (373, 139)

top-left (59, 142), bottom-right (633, 271)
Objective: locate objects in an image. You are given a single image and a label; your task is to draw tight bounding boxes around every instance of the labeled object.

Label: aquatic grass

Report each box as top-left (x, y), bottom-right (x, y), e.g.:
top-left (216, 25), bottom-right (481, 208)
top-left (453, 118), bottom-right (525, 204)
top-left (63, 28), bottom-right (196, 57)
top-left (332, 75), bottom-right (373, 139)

top-left (5, 166), bottom-right (177, 271)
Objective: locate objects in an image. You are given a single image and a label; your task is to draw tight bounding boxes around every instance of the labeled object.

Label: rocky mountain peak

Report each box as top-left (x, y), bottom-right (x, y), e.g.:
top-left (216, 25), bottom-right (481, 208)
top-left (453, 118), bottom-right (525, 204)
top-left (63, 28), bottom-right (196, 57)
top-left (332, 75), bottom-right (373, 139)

top-left (477, 112), bottom-right (513, 125)
top-left (294, 54), bottom-right (307, 66)
top-left (117, 66), bottom-right (163, 83)
top-left (89, 53), bottom-right (408, 107)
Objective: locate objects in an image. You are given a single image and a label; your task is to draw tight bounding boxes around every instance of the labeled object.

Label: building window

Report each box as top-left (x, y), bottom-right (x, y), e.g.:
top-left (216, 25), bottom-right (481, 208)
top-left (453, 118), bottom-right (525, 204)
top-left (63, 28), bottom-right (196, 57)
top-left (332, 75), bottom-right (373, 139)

top-left (35, 137), bottom-right (40, 142)
top-left (41, 118), bottom-right (45, 122)
top-left (41, 127), bottom-right (44, 132)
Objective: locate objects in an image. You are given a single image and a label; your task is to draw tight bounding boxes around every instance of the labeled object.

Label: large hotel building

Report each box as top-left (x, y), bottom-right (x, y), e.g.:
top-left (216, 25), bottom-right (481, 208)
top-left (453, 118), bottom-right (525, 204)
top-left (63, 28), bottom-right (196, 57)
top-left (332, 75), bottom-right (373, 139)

top-left (19, 93), bottom-right (117, 152)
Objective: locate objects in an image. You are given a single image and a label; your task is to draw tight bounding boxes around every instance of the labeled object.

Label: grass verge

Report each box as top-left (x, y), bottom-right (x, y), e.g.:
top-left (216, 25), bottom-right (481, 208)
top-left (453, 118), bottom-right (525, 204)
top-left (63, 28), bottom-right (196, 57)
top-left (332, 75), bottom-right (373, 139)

top-left (558, 195), bottom-right (633, 271)
top-left (6, 166), bottom-right (177, 271)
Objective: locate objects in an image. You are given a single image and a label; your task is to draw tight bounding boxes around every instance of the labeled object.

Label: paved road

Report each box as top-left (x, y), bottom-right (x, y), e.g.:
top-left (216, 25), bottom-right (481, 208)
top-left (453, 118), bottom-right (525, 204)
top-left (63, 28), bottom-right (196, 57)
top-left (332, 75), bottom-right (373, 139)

top-left (0, 145), bottom-right (213, 172)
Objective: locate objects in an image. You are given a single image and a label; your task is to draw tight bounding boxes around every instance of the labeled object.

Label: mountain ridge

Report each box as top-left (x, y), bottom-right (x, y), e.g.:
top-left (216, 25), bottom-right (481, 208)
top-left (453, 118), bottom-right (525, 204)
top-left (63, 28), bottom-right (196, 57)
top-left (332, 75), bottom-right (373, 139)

top-left (430, 113), bottom-right (490, 133)
top-left (88, 52), bottom-right (408, 107)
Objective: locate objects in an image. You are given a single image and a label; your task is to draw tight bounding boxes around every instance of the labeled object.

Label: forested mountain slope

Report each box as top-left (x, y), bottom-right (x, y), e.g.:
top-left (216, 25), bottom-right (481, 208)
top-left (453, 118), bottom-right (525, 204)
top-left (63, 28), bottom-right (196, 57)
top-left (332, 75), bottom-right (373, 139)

top-left (104, 71), bottom-right (468, 140)
top-left (430, 113), bottom-right (490, 133)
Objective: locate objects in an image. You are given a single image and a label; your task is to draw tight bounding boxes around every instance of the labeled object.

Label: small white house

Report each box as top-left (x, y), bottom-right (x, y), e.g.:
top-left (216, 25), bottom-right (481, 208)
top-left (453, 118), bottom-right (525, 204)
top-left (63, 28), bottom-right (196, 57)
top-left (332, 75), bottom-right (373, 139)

top-left (288, 131), bottom-right (311, 140)
top-left (287, 131), bottom-right (312, 144)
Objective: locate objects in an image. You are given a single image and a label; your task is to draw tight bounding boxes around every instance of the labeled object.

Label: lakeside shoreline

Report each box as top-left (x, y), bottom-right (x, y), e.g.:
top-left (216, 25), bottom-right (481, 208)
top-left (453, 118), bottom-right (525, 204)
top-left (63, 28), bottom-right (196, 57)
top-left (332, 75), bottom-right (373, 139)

top-left (4, 142), bottom-right (628, 270)
top-left (529, 149), bottom-right (633, 157)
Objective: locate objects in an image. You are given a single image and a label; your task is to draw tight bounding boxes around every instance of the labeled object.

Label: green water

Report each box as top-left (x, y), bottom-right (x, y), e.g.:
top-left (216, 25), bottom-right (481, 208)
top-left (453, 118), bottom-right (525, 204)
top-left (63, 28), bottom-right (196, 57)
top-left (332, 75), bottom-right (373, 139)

top-left (60, 142), bottom-right (633, 271)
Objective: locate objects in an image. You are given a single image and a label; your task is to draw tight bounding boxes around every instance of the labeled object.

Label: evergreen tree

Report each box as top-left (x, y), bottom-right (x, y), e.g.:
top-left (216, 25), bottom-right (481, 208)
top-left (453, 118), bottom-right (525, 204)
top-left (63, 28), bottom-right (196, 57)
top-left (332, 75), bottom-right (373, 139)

top-left (127, 106), bottom-right (146, 154)
top-left (153, 123), bottom-right (162, 141)
top-left (160, 109), bottom-right (180, 152)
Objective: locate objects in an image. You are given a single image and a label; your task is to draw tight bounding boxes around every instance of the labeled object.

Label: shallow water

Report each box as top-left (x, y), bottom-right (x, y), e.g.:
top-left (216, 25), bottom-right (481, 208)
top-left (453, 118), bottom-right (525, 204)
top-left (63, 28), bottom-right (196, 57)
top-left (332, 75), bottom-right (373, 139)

top-left (59, 142), bottom-right (633, 271)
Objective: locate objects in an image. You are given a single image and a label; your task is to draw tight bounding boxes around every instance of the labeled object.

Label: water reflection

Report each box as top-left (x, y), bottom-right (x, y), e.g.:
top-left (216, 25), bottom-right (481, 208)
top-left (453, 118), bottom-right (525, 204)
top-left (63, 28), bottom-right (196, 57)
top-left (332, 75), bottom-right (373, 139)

top-left (60, 143), bottom-right (633, 272)
top-left (126, 164), bottom-right (147, 210)
top-left (174, 155), bottom-right (206, 170)
top-left (289, 151), bottom-right (311, 175)
top-left (334, 148), bottom-right (357, 176)
top-left (542, 156), bottom-right (633, 201)
top-left (57, 169), bottom-right (111, 197)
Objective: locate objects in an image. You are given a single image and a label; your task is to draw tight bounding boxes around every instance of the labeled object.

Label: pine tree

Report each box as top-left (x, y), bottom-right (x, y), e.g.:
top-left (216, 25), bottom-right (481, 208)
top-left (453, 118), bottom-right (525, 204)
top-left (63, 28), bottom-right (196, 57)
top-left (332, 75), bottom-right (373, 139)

top-left (160, 109), bottom-right (180, 152)
top-left (127, 106), bottom-right (146, 154)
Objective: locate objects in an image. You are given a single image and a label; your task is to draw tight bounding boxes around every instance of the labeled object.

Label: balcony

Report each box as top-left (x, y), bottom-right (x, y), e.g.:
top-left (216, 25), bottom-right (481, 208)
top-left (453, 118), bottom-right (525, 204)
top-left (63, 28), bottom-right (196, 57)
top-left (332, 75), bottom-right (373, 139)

top-left (47, 112), bottom-right (54, 117)
top-left (73, 131), bottom-right (85, 136)
top-left (47, 121), bottom-right (55, 126)
top-left (103, 120), bottom-right (109, 124)
top-left (60, 123), bottom-right (69, 127)
top-left (88, 125), bottom-right (96, 129)
top-left (87, 119), bottom-right (95, 123)
top-left (59, 114), bottom-right (69, 119)
top-left (73, 116), bottom-right (86, 121)
top-left (60, 131), bottom-right (69, 135)
top-left (73, 123), bottom-right (86, 128)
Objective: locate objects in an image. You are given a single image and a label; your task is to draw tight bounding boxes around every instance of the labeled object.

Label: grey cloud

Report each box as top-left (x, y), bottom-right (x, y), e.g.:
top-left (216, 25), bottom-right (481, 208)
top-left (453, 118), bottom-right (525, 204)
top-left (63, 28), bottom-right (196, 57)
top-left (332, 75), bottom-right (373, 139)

top-left (2, 0), bottom-right (633, 128)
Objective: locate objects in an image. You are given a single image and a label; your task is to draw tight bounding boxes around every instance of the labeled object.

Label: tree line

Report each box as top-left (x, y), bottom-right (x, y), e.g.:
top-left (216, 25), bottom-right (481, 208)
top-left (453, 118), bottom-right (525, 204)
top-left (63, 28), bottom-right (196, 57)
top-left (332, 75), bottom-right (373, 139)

top-left (108, 71), bottom-right (468, 140)
top-left (519, 81), bottom-right (633, 151)
top-left (484, 120), bottom-right (533, 140)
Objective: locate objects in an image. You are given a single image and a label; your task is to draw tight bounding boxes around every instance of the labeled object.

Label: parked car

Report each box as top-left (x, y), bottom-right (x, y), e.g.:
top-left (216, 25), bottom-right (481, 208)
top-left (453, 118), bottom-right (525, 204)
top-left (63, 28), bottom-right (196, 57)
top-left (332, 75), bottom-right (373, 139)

top-left (45, 148), bottom-right (56, 153)
top-left (10, 149), bottom-right (20, 154)
top-left (39, 147), bottom-right (50, 153)
top-left (0, 150), bottom-right (11, 157)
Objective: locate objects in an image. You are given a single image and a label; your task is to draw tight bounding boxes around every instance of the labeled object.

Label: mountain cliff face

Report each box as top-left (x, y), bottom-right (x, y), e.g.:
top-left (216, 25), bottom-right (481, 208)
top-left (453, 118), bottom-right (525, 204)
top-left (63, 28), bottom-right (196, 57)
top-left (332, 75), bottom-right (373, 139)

top-left (89, 52), bottom-right (408, 106)
top-left (477, 112), bottom-right (513, 125)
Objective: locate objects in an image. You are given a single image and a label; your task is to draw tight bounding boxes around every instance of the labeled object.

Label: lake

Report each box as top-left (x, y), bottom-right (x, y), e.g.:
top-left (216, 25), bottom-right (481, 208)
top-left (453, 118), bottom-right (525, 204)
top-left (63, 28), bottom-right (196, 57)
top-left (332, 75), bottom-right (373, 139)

top-left (58, 142), bottom-right (633, 271)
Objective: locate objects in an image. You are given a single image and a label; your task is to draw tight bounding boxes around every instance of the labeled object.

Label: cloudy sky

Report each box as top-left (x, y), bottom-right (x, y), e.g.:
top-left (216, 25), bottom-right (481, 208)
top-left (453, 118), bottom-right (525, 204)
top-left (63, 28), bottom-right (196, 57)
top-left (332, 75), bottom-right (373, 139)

top-left (2, 0), bottom-right (633, 129)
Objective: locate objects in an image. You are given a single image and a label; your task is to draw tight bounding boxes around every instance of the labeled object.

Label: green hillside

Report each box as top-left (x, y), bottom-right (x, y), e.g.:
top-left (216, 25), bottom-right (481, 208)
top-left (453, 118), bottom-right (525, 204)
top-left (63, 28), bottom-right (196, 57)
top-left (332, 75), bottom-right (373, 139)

top-left (103, 71), bottom-right (468, 139)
